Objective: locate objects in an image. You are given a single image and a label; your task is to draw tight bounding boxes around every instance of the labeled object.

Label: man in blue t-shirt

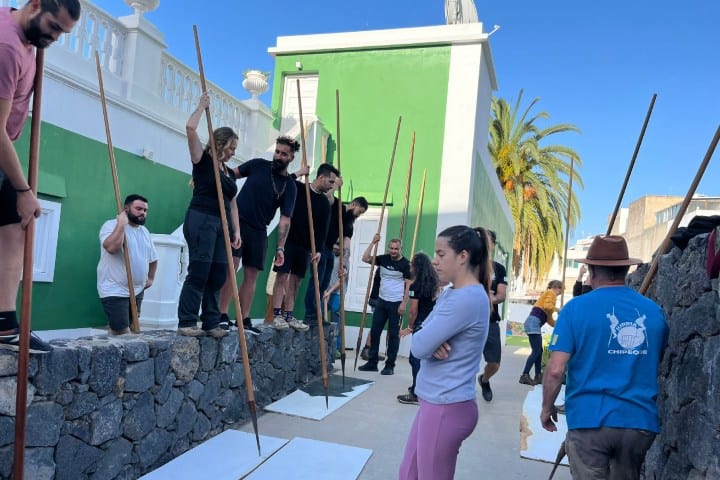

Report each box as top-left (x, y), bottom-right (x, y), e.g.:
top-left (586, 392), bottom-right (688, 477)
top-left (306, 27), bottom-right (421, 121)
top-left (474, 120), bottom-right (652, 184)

top-left (541, 235), bottom-right (668, 479)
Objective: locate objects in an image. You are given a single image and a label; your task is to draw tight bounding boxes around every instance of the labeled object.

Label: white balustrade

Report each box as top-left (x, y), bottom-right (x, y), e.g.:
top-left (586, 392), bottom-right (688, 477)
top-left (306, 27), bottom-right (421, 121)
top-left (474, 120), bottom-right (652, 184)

top-left (161, 52), bottom-right (249, 144)
top-left (4, 0), bottom-right (272, 161)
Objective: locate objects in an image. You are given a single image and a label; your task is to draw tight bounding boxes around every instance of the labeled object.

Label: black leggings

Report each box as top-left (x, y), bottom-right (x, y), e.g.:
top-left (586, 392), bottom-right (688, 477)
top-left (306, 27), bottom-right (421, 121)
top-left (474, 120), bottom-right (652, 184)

top-left (523, 333), bottom-right (543, 376)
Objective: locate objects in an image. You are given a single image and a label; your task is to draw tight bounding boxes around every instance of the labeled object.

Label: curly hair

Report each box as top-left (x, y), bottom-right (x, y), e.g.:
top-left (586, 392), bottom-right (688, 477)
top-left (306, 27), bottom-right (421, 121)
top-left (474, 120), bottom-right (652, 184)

top-left (276, 136), bottom-right (300, 153)
top-left (411, 252), bottom-right (440, 299)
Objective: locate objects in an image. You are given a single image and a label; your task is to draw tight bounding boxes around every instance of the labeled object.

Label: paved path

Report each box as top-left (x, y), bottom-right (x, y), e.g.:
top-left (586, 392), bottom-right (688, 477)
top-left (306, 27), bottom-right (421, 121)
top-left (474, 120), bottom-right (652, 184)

top-left (240, 345), bottom-right (571, 479)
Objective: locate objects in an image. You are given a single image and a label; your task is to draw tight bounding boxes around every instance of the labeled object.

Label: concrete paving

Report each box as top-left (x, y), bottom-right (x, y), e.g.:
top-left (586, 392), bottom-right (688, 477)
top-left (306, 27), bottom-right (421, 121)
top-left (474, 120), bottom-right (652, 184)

top-left (239, 345), bottom-right (571, 479)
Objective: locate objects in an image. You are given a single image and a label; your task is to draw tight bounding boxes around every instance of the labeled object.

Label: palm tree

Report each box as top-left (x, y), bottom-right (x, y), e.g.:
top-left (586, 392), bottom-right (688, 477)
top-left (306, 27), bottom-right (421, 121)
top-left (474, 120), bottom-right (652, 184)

top-left (489, 90), bottom-right (582, 286)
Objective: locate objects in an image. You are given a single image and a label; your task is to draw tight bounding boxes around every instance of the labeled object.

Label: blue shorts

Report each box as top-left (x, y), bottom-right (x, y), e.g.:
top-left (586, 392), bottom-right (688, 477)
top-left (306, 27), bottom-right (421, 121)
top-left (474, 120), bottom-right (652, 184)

top-left (524, 315), bottom-right (542, 335)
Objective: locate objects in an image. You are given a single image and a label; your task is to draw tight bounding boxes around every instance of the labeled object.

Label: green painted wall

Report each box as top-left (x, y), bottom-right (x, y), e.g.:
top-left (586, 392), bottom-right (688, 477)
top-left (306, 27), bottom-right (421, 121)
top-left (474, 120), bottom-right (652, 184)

top-left (15, 121), bottom-right (192, 330)
top-left (257, 46), bottom-right (452, 324)
top-left (471, 150), bottom-right (514, 271)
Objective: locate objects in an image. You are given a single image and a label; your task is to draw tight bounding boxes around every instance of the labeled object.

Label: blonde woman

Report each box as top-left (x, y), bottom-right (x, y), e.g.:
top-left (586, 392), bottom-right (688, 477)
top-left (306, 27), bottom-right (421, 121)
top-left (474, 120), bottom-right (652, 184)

top-left (177, 93), bottom-right (240, 338)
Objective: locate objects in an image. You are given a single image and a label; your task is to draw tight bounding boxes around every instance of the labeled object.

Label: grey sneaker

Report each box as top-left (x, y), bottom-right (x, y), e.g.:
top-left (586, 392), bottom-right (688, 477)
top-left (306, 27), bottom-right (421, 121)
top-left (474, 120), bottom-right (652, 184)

top-left (177, 326), bottom-right (205, 337)
top-left (271, 315), bottom-right (290, 330)
top-left (288, 318), bottom-right (309, 332)
top-left (205, 327), bottom-right (228, 338)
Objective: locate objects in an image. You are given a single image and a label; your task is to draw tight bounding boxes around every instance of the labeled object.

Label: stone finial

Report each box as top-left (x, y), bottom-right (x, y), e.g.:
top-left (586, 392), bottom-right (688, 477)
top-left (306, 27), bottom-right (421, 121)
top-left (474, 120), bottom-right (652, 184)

top-left (242, 70), bottom-right (270, 99)
top-left (124, 0), bottom-right (160, 16)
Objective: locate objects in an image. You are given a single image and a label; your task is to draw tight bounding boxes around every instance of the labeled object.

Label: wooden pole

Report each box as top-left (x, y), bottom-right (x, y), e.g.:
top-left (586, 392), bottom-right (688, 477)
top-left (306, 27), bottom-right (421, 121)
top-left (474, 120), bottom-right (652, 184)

top-left (296, 78), bottom-right (329, 407)
top-left (396, 136), bottom-right (415, 334)
top-left (335, 89), bottom-right (347, 385)
top-left (560, 157), bottom-right (574, 307)
top-left (95, 51), bottom-right (139, 333)
top-left (13, 48), bottom-right (44, 480)
top-left (639, 124), bottom-right (720, 295)
top-left (193, 25), bottom-right (261, 455)
top-left (321, 134), bottom-right (327, 164)
top-left (398, 132), bottom-right (415, 241)
top-left (409, 169), bottom-right (427, 259)
top-left (606, 94), bottom-right (657, 235)
top-left (353, 116), bottom-right (402, 370)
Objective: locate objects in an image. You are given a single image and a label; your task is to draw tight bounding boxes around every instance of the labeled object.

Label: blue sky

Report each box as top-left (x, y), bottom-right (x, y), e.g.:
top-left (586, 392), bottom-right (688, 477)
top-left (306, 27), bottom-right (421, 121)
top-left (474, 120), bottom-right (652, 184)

top-left (94, 0), bottom-right (720, 239)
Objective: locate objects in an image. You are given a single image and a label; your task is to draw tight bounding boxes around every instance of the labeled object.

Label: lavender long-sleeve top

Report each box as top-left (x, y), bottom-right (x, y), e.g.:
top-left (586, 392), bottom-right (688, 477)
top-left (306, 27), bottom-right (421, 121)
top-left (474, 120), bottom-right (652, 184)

top-left (412, 284), bottom-right (489, 404)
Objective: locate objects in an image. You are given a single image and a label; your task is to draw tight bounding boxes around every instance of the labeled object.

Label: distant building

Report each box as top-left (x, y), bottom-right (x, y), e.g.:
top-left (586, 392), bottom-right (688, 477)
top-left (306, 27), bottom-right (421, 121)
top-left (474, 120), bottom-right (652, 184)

top-left (610, 195), bottom-right (720, 262)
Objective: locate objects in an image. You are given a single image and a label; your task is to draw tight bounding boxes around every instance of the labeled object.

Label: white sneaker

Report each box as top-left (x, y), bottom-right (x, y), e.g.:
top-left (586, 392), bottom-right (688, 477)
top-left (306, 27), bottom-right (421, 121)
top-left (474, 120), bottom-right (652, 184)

top-left (288, 318), bottom-right (309, 332)
top-left (271, 315), bottom-right (290, 330)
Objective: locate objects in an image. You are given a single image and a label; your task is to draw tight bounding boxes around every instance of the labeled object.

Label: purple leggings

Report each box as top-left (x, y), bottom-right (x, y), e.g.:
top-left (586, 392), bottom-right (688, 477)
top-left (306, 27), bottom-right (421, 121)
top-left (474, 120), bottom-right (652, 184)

top-left (398, 398), bottom-right (478, 480)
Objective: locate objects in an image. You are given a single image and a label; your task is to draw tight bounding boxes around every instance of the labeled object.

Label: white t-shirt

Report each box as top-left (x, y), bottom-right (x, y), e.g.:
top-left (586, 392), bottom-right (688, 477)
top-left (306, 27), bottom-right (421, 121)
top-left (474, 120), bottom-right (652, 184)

top-left (97, 220), bottom-right (159, 298)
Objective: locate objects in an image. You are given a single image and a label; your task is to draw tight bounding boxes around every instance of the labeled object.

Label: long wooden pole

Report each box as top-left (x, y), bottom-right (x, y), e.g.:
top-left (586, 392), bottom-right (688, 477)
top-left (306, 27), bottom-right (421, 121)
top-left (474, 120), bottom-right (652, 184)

top-left (192, 26), bottom-right (261, 455)
top-left (13, 48), bottom-right (44, 480)
top-left (396, 134), bottom-right (416, 334)
top-left (95, 52), bottom-right (139, 333)
top-left (639, 124), bottom-right (720, 295)
top-left (353, 116), bottom-right (402, 370)
top-left (606, 94), bottom-right (657, 235)
top-left (409, 169), bottom-right (427, 259)
top-left (398, 132), bottom-right (415, 241)
top-left (296, 79), bottom-right (329, 407)
top-left (335, 89), bottom-right (347, 385)
top-left (560, 157), bottom-right (575, 307)
top-left (321, 134), bottom-right (327, 164)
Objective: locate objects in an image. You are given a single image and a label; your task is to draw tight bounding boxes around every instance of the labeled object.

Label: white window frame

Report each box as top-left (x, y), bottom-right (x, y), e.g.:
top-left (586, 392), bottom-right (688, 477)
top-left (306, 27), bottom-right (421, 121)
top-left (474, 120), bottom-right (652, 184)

top-left (31, 198), bottom-right (62, 282)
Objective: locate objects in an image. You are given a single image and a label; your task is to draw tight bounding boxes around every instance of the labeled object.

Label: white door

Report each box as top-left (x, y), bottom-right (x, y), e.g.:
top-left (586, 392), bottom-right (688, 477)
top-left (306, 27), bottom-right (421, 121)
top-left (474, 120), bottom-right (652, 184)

top-left (346, 208), bottom-right (387, 312)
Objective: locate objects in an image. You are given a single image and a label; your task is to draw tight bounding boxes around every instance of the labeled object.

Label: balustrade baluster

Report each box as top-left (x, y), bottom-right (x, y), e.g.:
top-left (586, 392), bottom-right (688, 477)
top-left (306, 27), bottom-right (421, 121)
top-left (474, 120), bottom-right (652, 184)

top-left (101, 23), bottom-right (112, 70)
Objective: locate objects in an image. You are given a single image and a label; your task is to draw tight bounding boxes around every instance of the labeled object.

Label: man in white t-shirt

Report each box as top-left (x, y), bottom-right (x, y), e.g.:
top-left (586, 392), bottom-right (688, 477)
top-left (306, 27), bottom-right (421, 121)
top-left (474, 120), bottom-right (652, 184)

top-left (97, 194), bottom-right (158, 334)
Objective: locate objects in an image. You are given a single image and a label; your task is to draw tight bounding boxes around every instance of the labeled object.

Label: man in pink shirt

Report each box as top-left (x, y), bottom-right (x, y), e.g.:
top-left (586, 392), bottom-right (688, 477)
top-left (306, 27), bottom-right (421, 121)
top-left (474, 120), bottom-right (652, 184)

top-left (0, 0), bottom-right (80, 353)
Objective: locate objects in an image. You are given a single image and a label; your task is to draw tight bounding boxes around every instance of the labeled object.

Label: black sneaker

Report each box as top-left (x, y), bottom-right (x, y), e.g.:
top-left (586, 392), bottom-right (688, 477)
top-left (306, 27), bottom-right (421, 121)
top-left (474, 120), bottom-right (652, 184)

top-left (360, 346), bottom-right (369, 360)
top-left (358, 362), bottom-right (378, 372)
top-left (219, 313), bottom-right (231, 331)
top-left (381, 366), bottom-right (394, 376)
top-left (242, 318), bottom-right (261, 335)
top-left (397, 393), bottom-right (419, 405)
top-left (478, 375), bottom-right (493, 402)
top-left (0, 330), bottom-right (52, 354)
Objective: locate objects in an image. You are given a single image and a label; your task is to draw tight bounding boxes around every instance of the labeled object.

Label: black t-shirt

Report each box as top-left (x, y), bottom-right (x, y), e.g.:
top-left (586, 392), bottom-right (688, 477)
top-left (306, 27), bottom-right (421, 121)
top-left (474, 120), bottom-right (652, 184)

top-left (408, 281), bottom-right (436, 327)
top-left (323, 202), bottom-right (356, 250)
top-left (188, 151), bottom-right (237, 217)
top-left (375, 254), bottom-right (412, 302)
top-left (236, 158), bottom-right (296, 229)
top-left (287, 180), bottom-right (331, 250)
top-left (490, 261), bottom-right (508, 322)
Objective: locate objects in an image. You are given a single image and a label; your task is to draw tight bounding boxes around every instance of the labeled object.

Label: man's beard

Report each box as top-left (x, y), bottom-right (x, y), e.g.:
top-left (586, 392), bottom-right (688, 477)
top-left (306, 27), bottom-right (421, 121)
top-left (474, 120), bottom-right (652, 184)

top-left (127, 212), bottom-right (146, 226)
top-left (272, 158), bottom-right (289, 174)
top-left (25, 15), bottom-right (54, 49)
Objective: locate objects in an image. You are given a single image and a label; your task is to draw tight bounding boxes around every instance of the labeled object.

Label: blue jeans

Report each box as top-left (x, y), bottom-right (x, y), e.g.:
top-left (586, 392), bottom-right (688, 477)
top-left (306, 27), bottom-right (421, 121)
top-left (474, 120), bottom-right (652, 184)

top-left (523, 334), bottom-right (543, 376)
top-left (304, 247), bottom-right (333, 325)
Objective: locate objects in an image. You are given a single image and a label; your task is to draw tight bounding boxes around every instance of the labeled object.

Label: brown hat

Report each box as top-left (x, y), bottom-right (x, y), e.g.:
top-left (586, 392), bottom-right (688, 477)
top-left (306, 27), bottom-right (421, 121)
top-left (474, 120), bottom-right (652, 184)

top-left (578, 235), bottom-right (642, 266)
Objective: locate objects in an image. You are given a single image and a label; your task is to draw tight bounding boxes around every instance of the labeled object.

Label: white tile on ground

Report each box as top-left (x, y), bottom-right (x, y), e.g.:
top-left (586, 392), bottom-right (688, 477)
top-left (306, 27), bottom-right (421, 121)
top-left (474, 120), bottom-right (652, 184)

top-left (264, 375), bottom-right (373, 421)
top-left (139, 430), bottom-right (287, 480)
top-left (520, 384), bottom-right (569, 465)
top-left (246, 437), bottom-right (372, 480)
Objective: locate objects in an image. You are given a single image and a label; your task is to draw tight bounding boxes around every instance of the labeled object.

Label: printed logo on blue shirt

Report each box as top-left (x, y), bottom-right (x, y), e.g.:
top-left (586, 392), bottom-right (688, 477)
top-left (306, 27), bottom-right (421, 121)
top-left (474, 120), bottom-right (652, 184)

top-left (607, 307), bottom-right (648, 355)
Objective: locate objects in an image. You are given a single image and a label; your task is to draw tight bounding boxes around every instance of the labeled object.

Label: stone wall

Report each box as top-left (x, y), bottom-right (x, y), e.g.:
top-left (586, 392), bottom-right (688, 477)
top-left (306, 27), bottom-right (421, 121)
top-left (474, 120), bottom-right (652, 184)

top-left (629, 234), bottom-right (720, 479)
top-left (0, 326), bottom-right (336, 480)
